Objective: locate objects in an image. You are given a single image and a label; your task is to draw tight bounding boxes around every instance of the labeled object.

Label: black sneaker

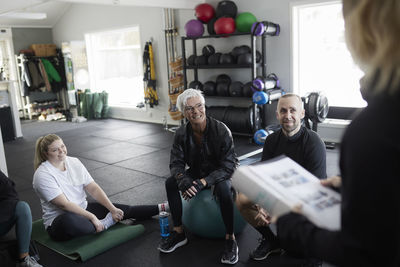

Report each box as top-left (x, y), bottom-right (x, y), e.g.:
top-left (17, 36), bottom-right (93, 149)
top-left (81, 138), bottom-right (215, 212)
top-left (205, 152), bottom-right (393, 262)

top-left (221, 239), bottom-right (239, 265)
top-left (250, 238), bottom-right (282, 261)
top-left (158, 231), bottom-right (188, 253)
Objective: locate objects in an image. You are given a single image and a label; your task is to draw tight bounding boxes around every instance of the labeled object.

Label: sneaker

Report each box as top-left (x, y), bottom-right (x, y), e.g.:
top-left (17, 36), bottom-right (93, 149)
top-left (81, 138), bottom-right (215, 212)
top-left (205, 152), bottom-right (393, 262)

top-left (158, 231), bottom-right (187, 253)
top-left (221, 239), bottom-right (239, 265)
top-left (19, 255), bottom-right (43, 267)
top-left (100, 212), bottom-right (116, 230)
top-left (250, 238), bottom-right (282, 261)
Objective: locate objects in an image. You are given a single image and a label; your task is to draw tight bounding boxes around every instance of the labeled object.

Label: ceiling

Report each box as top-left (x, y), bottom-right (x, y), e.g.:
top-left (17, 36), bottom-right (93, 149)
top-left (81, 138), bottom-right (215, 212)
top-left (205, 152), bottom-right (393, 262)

top-left (0, 0), bottom-right (204, 28)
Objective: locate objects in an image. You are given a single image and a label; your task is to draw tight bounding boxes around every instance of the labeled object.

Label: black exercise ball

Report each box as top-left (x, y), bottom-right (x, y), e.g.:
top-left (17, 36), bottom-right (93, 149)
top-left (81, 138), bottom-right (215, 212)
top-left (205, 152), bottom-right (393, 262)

top-left (216, 74), bottom-right (231, 84)
top-left (202, 45), bottom-right (215, 57)
top-left (229, 81), bottom-right (243, 97)
top-left (239, 45), bottom-right (251, 54)
top-left (203, 81), bottom-right (217, 96)
top-left (242, 82), bottom-right (254, 97)
top-left (237, 53), bottom-right (252, 65)
top-left (187, 55), bottom-right (196, 66)
top-left (188, 80), bottom-right (203, 90)
top-left (216, 82), bottom-right (230, 96)
top-left (207, 17), bottom-right (217, 35)
top-left (208, 52), bottom-right (222, 65)
top-left (231, 46), bottom-right (242, 61)
top-left (194, 55), bottom-right (208, 65)
top-left (216, 1), bottom-right (237, 18)
top-left (219, 53), bottom-right (234, 64)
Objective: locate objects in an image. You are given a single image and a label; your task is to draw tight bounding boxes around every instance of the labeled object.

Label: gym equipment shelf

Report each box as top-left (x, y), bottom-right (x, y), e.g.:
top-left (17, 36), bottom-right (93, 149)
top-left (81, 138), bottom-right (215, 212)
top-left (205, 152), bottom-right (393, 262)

top-left (181, 31), bottom-right (275, 136)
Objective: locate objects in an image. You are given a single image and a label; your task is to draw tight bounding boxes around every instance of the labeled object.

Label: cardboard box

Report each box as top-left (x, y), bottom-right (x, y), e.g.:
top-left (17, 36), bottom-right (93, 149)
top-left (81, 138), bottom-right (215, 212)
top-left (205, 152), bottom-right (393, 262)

top-left (30, 44), bottom-right (57, 57)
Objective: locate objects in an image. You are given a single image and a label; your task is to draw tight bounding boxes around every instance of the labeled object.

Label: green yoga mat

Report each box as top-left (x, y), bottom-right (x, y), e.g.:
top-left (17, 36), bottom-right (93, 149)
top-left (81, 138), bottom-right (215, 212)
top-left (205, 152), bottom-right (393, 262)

top-left (31, 219), bottom-right (145, 261)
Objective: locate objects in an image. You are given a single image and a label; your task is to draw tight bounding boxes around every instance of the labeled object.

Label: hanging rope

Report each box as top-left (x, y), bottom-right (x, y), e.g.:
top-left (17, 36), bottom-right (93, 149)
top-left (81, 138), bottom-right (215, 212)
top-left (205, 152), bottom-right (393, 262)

top-left (143, 41), bottom-right (159, 107)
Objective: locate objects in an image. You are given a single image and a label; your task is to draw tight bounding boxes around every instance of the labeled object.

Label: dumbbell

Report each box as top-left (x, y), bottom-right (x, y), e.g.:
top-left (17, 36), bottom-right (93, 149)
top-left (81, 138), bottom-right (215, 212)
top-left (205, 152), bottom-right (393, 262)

top-left (253, 89), bottom-right (284, 105)
top-left (253, 129), bottom-right (268, 145)
top-left (252, 74), bottom-right (279, 91)
top-left (251, 21), bottom-right (280, 36)
top-left (253, 125), bottom-right (279, 145)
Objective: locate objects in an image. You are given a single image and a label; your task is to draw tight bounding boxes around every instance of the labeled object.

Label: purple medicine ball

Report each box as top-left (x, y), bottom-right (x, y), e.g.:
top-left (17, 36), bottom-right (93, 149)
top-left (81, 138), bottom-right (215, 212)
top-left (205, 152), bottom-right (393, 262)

top-left (185, 19), bottom-right (204, 37)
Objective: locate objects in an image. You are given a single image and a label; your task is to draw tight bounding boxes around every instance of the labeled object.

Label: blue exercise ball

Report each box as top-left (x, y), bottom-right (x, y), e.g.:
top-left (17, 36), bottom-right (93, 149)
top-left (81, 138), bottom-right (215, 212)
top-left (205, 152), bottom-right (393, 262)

top-left (182, 189), bottom-right (247, 239)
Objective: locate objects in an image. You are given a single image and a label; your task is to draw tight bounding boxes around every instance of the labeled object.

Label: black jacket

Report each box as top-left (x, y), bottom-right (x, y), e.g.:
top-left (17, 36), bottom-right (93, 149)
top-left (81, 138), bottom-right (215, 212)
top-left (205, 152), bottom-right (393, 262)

top-left (261, 126), bottom-right (327, 179)
top-left (277, 92), bottom-right (400, 266)
top-left (0, 171), bottom-right (19, 223)
top-left (170, 116), bottom-right (238, 185)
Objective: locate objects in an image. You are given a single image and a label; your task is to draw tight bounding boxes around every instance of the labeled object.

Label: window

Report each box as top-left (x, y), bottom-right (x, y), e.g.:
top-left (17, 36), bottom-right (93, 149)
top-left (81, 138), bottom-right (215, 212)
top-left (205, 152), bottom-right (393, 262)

top-left (291, 1), bottom-right (366, 108)
top-left (85, 26), bottom-right (144, 107)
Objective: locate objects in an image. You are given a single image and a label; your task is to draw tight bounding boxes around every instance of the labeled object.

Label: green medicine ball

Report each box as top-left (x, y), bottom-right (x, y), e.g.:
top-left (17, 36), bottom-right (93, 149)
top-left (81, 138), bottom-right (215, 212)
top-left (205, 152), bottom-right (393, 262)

top-left (235, 12), bottom-right (257, 32)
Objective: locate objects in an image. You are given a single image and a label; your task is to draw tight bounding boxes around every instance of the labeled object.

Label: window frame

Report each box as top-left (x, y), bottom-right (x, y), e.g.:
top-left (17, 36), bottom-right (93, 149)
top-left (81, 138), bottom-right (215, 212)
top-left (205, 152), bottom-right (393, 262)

top-left (290, 0), bottom-right (363, 120)
top-left (85, 25), bottom-right (145, 108)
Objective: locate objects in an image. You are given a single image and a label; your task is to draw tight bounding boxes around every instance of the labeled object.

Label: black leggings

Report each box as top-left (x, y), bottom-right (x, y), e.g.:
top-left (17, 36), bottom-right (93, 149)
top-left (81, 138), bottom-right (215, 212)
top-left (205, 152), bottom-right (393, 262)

top-left (47, 202), bottom-right (158, 241)
top-left (166, 177), bottom-right (235, 235)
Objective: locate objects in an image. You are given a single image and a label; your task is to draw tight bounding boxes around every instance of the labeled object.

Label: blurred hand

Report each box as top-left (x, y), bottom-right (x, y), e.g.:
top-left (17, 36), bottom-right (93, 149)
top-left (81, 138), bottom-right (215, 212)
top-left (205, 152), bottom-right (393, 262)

top-left (254, 204), bottom-right (271, 226)
top-left (111, 208), bottom-right (124, 222)
top-left (271, 203), bottom-right (302, 224)
top-left (91, 216), bottom-right (104, 232)
top-left (321, 175), bottom-right (342, 188)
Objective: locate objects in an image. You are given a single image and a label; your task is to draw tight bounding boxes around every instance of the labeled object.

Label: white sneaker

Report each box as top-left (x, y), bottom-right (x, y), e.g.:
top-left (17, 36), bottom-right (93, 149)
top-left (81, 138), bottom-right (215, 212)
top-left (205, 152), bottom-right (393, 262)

top-left (100, 212), bottom-right (116, 230)
top-left (19, 255), bottom-right (43, 267)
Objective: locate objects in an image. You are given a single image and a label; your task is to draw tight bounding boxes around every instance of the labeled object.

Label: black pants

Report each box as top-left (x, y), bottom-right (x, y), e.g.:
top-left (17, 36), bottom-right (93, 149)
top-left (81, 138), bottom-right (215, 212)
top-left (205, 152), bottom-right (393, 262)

top-left (47, 202), bottom-right (158, 241)
top-left (165, 177), bottom-right (235, 235)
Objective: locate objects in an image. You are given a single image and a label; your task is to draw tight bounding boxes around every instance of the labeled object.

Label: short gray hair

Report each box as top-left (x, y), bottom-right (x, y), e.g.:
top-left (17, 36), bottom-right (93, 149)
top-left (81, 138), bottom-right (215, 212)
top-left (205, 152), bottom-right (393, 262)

top-left (176, 89), bottom-right (205, 112)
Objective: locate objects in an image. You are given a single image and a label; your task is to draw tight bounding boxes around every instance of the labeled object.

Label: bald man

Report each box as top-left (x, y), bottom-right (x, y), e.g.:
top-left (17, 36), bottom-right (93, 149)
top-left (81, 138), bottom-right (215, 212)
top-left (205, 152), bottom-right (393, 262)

top-left (236, 93), bottom-right (326, 262)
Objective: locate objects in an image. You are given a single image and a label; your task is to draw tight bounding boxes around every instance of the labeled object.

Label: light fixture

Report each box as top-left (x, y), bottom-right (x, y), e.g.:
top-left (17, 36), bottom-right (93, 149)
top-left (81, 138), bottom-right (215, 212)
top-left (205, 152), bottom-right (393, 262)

top-left (0, 12), bottom-right (47, 20)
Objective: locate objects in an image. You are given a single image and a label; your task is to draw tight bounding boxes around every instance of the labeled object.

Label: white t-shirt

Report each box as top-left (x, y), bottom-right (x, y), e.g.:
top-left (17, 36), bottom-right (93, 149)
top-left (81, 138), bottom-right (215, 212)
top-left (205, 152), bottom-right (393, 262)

top-left (33, 156), bottom-right (94, 228)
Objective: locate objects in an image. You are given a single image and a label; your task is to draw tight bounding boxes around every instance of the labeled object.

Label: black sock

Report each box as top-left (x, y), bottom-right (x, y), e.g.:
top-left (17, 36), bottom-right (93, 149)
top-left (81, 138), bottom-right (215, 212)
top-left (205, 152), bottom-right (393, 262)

top-left (256, 226), bottom-right (278, 245)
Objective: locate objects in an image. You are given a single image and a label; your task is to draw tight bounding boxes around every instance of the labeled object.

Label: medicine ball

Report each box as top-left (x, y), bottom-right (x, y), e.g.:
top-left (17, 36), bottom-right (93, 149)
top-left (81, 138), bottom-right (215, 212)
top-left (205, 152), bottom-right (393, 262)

top-left (195, 3), bottom-right (215, 23)
top-left (219, 53), bottom-right (234, 64)
top-left (216, 82), bottom-right (230, 96)
top-left (187, 55), bottom-right (196, 66)
top-left (239, 45), bottom-right (251, 54)
top-left (216, 74), bottom-right (231, 84)
top-left (235, 12), bottom-right (257, 32)
top-left (231, 46), bottom-right (241, 60)
top-left (203, 81), bottom-right (217, 96)
top-left (237, 53), bottom-right (252, 65)
top-left (202, 45), bottom-right (215, 57)
top-left (185, 19), bottom-right (204, 38)
top-left (214, 17), bottom-right (236, 35)
top-left (229, 81), bottom-right (243, 97)
top-left (256, 50), bottom-right (262, 63)
top-left (208, 52), bottom-right (221, 65)
top-left (216, 0), bottom-right (237, 18)
top-left (207, 17), bottom-right (217, 35)
top-left (242, 82), bottom-right (254, 97)
top-left (194, 55), bottom-right (208, 65)
top-left (189, 80), bottom-right (203, 91)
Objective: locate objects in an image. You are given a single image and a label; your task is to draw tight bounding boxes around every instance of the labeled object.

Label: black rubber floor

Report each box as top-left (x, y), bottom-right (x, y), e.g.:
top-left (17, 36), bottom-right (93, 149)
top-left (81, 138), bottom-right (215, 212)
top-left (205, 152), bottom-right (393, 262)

top-left (3, 119), bottom-right (339, 267)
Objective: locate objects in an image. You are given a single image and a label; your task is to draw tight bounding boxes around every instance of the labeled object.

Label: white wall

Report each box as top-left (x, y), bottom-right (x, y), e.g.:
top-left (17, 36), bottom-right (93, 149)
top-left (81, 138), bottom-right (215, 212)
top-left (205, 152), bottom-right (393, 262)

top-left (52, 3), bottom-right (173, 124)
top-left (52, 0), bottom-right (334, 125)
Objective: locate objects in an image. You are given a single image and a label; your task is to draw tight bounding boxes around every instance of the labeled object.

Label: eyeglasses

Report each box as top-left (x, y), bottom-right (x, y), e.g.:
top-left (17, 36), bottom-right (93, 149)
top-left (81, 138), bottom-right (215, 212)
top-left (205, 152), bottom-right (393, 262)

top-left (184, 103), bottom-right (204, 113)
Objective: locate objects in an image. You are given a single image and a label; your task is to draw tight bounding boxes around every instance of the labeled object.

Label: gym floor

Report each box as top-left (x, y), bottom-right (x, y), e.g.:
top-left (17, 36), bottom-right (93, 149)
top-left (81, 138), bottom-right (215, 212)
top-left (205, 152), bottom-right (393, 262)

top-left (3, 118), bottom-right (339, 267)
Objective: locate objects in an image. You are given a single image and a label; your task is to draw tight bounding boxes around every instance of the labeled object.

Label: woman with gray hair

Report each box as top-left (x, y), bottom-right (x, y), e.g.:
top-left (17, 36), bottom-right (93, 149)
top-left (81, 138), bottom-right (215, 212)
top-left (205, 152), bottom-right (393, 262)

top-left (276, 1), bottom-right (400, 266)
top-left (158, 89), bottom-right (240, 265)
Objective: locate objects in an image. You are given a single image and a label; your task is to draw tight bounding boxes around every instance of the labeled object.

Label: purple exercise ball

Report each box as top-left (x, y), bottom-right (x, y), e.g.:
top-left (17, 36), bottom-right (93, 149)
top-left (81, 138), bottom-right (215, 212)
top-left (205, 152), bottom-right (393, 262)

top-left (185, 19), bottom-right (204, 37)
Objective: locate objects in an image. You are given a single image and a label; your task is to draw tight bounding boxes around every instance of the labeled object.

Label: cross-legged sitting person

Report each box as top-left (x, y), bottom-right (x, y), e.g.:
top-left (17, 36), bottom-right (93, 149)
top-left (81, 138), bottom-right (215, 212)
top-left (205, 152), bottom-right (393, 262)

top-left (32, 134), bottom-right (168, 241)
top-left (0, 170), bottom-right (43, 267)
top-left (158, 89), bottom-right (239, 265)
top-left (236, 94), bottom-right (327, 264)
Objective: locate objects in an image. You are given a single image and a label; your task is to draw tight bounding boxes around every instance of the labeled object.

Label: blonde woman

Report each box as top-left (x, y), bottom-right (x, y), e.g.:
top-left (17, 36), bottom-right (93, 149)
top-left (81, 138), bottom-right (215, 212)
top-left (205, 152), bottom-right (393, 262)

top-left (33, 134), bottom-right (168, 241)
top-left (276, 1), bottom-right (400, 266)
